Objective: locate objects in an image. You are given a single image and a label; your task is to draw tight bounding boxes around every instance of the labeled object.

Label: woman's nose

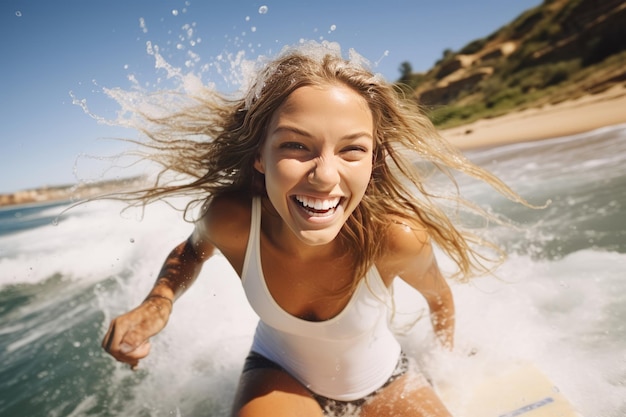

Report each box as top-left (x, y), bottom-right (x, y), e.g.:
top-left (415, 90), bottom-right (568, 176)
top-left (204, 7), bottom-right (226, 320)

top-left (309, 157), bottom-right (340, 188)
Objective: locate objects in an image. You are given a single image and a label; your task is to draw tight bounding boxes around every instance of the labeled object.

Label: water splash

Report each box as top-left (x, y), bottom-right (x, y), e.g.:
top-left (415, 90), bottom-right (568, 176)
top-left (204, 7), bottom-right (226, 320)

top-left (69, 91), bottom-right (109, 125)
top-left (139, 17), bottom-right (147, 33)
top-left (374, 50), bottom-right (390, 67)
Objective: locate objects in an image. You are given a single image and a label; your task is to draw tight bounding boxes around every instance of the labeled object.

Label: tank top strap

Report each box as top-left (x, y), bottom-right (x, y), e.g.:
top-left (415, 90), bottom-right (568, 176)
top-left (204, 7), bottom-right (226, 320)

top-left (241, 196), bottom-right (261, 285)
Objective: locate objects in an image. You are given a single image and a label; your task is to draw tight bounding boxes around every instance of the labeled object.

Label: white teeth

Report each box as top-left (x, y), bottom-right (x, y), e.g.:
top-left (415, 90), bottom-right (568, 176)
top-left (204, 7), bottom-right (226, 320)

top-left (295, 196), bottom-right (340, 211)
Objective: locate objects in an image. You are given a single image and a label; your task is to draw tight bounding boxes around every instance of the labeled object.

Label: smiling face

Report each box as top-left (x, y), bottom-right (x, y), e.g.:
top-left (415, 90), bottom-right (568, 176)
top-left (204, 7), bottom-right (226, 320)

top-left (254, 84), bottom-right (374, 248)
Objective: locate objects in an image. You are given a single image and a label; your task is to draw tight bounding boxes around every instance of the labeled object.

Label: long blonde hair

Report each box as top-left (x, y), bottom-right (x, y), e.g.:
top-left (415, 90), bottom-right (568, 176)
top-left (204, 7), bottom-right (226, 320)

top-left (105, 42), bottom-right (528, 283)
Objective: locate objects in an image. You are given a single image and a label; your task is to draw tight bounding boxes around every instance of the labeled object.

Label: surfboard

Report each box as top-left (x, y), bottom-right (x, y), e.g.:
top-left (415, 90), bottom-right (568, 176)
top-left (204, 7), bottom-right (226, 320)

top-left (437, 362), bottom-right (583, 417)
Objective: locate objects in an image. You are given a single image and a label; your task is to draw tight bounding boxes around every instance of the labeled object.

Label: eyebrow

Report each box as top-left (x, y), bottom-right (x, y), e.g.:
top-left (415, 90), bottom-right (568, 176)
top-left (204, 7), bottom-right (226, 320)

top-left (272, 125), bottom-right (374, 141)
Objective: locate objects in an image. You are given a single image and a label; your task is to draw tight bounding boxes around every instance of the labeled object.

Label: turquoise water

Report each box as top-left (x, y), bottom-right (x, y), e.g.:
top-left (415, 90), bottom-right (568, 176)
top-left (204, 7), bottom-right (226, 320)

top-left (1, 124), bottom-right (625, 416)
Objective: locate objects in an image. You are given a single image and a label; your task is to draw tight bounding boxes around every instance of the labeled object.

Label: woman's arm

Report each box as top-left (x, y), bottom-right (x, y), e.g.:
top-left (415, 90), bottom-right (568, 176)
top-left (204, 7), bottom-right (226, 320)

top-left (101, 225), bottom-right (216, 369)
top-left (409, 252), bottom-right (455, 350)
top-left (385, 222), bottom-right (455, 350)
top-left (150, 229), bottom-right (217, 302)
top-left (101, 193), bottom-right (250, 368)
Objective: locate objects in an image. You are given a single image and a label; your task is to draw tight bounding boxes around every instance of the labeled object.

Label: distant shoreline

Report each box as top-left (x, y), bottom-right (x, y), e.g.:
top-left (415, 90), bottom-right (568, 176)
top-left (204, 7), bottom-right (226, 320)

top-left (0, 177), bottom-right (146, 208)
top-left (442, 84), bottom-right (626, 150)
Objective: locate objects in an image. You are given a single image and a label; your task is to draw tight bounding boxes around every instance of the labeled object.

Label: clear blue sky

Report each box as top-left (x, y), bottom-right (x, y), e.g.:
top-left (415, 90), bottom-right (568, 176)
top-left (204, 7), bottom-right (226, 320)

top-left (1, 0), bottom-right (541, 194)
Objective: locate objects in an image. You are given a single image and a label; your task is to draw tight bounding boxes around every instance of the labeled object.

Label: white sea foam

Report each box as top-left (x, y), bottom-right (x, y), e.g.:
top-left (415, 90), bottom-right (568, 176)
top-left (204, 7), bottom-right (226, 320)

top-left (1, 190), bottom-right (625, 416)
top-left (393, 249), bottom-right (626, 416)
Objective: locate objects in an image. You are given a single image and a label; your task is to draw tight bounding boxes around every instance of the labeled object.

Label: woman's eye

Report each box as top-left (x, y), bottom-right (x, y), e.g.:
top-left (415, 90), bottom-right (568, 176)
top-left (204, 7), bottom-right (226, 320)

top-left (343, 146), bottom-right (366, 153)
top-left (341, 145), bottom-right (371, 161)
top-left (280, 142), bottom-right (307, 150)
top-left (341, 146), bottom-right (369, 156)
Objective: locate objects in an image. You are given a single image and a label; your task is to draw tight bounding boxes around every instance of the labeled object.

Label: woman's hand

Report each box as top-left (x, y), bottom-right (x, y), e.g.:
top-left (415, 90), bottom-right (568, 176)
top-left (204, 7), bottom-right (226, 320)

top-left (101, 296), bottom-right (173, 369)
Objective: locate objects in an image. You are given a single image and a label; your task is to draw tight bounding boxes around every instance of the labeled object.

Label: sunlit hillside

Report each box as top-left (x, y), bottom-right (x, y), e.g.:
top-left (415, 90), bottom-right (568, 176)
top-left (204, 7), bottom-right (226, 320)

top-left (398, 0), bottom-right (626, 128)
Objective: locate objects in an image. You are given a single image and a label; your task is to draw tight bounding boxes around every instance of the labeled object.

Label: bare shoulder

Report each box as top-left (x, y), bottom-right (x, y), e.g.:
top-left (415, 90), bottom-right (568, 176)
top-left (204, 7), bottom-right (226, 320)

top-left (196, 192), bottom-right (252, 253)
top-left (384, 216), bottom-right (431, 257)
top-left (376, 216), bottom-right (434, 284)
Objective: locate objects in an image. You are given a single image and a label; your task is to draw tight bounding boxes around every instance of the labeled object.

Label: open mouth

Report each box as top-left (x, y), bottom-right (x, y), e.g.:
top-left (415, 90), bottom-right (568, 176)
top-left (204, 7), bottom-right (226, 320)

top-left (293, 195), bottom-right (342, 217)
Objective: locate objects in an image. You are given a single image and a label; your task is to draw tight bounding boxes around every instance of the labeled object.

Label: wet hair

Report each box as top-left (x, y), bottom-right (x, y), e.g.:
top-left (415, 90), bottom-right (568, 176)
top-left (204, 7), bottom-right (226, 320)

top-left (106, 42), bottom-right (529, 283)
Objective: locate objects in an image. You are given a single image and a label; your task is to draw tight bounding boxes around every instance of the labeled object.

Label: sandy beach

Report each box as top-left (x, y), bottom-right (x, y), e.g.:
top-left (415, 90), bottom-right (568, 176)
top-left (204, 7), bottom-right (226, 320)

top-left (442, 84), bottom-right (626, 150)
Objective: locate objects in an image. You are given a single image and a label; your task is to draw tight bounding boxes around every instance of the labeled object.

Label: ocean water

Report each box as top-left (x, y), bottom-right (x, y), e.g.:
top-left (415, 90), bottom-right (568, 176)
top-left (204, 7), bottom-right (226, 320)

top-left (1, 124), bottom-right (625, 416)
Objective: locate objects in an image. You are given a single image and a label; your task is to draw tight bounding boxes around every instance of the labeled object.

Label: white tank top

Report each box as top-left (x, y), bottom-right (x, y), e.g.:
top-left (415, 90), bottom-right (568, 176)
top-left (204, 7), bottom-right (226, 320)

top-left (241, 197), bottom-right (401, 401)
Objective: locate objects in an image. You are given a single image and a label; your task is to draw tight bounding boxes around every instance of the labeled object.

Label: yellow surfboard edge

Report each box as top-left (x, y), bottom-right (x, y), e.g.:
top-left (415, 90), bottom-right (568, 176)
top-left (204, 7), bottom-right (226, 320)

top-left (436, 362), bottom-right (584, 417)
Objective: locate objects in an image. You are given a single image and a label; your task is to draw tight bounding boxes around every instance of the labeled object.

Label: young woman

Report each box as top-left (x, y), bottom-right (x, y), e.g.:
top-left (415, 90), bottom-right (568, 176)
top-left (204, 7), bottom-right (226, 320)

top-left (101, 43), bottom-right (524, 417)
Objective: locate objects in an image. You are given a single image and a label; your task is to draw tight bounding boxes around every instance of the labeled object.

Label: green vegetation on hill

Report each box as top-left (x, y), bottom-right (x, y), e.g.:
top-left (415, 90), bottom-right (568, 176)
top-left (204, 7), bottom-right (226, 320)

top-left (397, 0), bottom-right (626, 128)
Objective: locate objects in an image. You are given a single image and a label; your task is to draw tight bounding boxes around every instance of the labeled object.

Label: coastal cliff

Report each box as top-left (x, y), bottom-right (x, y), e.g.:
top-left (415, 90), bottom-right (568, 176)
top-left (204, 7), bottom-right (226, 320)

top-left (399, 0), bottom-right (626, 128)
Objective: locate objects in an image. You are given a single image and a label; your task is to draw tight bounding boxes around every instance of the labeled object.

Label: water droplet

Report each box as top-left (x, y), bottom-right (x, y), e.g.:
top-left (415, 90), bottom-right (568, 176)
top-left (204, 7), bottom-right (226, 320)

top-left (129, 238), bottom-right (135, 243)
top-left (172, 9), bottom-right (179, 16)
top-left (251, 26), bottom-right (256, 32)
top-left (245, 16), bottom-right (250, 21)
top-left (15, 10), bottom-right (22, 17)
top-left (258, 5), bottom-right (268, 14)
top-left (329, 24), bottom-right (336, 32)
top-left (73, 341), bottom-right (81, 348)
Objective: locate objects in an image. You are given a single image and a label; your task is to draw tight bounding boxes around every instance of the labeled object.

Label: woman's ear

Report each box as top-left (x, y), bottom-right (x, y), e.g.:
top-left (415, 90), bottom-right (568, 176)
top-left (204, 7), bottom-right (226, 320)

top-left (253, 153), bottom-right (265, 174)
